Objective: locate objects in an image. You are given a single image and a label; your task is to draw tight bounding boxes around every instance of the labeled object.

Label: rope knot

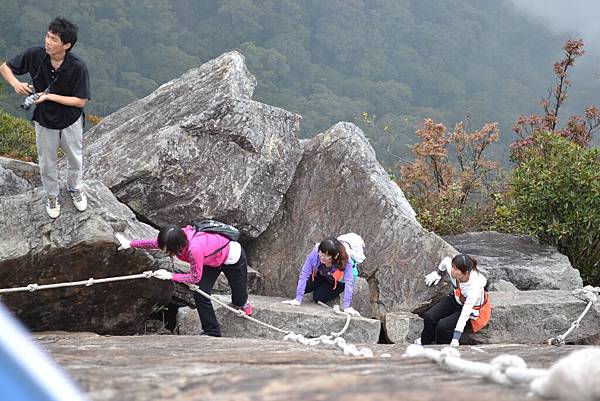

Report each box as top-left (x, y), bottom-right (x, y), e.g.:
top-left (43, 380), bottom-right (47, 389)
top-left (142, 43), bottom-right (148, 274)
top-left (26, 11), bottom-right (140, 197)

top-left (572, 286), bottom-right (599, 303)
top-left (85, 278), bottom-right (94, 286)
top-left (489, 355), bottom-right (527, 385)
top-left (26, 284), bottom-right (38, 292)
top-left (142, 271), bottom-right (154, 278)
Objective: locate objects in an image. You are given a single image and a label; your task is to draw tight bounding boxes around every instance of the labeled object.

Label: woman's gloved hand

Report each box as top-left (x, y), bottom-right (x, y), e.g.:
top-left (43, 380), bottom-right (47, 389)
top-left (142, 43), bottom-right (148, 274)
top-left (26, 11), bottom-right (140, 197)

top-left (424, 271), bottom-right (442, 286)
top-left (153, 269), bottom-right (173, 281)
top-left (115, 233), bottom-right (131, 250)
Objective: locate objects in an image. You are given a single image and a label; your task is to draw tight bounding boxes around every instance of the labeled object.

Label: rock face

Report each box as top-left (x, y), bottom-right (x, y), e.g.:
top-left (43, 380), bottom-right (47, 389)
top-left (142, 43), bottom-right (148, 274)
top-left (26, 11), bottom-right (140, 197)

top-left (176, 294), bottom-right (381, 343)
top-left (384, 311), bottom-right (424, 344)
top-left (444, 232), bottom-right (583, 290)
top-left (0, 180), bottom-right (174, 334)
top-left (462, 290), bottom-right (600, 344)
top-left (81, 51), bottom-right (303, 238)
top-left (247, 122), bottom-right (456, 318)
top-left (0, 156), bottom-right (40, 196)
top-left (37, 332), bottom-right (585, 401)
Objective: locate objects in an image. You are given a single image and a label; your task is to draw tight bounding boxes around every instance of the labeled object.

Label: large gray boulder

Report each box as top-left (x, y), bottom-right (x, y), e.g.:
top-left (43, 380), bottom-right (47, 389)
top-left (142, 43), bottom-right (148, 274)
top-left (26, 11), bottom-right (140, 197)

top-left (383, 311), bottom-right (424, 344)
top-left (81, 51), bottom-right (303, 238)
top-left (463, 290), bottom-right (600, 344)
top-left (0, 163), bottom-right (31, 196)
top-left (176, 294), bottom-right (381, 343)
top-left (0, 180), bottom-right (174, 334)
top-left (0, 156), bottom-right (40, 196)
top-left (444, 232), bottom-right (583, 290)
top-left (247, 122), bottom-right (456, 318)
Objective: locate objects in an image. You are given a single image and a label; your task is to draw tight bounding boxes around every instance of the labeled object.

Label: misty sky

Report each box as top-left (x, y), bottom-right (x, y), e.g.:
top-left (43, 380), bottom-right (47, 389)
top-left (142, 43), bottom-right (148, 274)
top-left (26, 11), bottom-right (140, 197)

top-left (510, 0), bottom-right (600, 52)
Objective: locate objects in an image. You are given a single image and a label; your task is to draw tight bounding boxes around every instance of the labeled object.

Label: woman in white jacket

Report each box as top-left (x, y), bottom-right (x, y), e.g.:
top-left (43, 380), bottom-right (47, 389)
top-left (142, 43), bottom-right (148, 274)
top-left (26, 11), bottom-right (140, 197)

top-left (417, 254), bottom-right (491, 346)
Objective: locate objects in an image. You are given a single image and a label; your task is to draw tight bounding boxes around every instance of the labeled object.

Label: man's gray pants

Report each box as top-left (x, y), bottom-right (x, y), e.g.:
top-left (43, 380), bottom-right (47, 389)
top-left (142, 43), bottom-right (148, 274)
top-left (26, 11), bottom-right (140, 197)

top-left (35, 116), bottom-right (83, 198)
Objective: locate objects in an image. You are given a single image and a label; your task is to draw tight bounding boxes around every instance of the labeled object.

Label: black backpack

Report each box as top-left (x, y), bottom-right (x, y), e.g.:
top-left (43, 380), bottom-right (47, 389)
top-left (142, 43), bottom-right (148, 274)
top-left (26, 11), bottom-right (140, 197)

top-left (191, 219), bottom-right (240, 241)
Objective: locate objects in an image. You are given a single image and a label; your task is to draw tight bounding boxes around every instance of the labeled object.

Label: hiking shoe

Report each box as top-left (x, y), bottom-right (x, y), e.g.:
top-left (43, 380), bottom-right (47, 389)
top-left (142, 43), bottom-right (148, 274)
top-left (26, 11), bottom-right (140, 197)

top-left (239, 302), bottom-right (253, 316)
top-left (45, 197), bottom-right (60, 218)
top-left (69, 189), bottom-right (87, 212)
top-left (199, 331), bottom-right (221, 337)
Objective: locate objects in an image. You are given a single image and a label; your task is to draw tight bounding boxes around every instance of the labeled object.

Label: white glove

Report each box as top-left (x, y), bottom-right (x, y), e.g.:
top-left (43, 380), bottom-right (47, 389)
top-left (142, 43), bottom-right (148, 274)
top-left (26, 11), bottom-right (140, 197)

top-left (115, 233), bottom-right (131, 250)
top-left (424, 270), bottom-right (442, 286)
top-left (153, 269), bottom-right (173, 281)
top-left (282, 299), bottom-right (301, 306)
top-left (438, 256), bottom-right (452, 272)
top-left (343, 307), bottom-right (360, 316)
top-left (450, 339), bottom-right (460, 347)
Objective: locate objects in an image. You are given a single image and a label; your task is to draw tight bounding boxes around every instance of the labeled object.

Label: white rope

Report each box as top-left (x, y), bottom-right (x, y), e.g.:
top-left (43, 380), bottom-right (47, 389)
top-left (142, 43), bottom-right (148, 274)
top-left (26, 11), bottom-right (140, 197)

top-left (0, 271), bottom-right (371, 357)
top-left (402, 344), bottom-right (548, 387)
top-left (186, 284), bottom-right (290, 335)
top-left (187, 285), bottom-right (372, 357)
top-left (309, 301), bottom-right (374, 357)
top-left (0, 271), bottom-right (155, 293)
top-left (547, 286), bottom-right (599, 346)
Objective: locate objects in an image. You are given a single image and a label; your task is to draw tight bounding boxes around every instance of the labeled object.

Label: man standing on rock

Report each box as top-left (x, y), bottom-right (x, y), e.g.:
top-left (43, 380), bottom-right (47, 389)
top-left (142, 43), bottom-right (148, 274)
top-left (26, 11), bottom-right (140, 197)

top-left (0, 17), bottom-right (91, 218)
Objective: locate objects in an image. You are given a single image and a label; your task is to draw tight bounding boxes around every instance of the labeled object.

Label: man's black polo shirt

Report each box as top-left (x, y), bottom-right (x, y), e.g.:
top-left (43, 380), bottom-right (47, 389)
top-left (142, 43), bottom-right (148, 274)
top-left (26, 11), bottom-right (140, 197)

top-left (8, 46), bottom-right (91, 130)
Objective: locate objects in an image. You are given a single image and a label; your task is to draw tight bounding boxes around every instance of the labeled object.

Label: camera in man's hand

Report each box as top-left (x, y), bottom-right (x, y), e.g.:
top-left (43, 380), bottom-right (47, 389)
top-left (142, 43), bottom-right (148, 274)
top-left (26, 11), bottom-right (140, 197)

top-left (21, 92), bottom-right (39, 110)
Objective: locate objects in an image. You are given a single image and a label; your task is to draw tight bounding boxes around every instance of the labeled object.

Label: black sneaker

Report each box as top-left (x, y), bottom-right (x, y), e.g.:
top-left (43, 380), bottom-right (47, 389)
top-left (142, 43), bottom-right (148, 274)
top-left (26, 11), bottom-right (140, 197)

top-left (199, 331), bottom-right (221, 337)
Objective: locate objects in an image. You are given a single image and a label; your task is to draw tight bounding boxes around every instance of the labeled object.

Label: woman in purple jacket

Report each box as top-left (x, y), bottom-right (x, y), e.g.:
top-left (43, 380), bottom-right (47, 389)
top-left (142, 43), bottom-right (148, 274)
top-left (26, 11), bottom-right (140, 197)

top-left (282, 237), bottom-right (360, 315)
top-left (116, 225), bottom-right (252, 337)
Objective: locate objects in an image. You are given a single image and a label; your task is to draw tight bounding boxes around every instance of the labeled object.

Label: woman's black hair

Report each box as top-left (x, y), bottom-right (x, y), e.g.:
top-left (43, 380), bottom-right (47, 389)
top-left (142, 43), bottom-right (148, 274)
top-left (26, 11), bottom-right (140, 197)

top-left (451, 253), bottom-right (478, 273)
top-left (157, 225), bottom-right (188, 255)
top-left (318, 237), bottom-right (349, 270)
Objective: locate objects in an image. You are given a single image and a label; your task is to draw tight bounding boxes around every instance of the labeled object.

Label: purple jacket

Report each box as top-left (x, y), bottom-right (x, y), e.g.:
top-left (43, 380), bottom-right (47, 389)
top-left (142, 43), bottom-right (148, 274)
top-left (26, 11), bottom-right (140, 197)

top-left (130, 225), bottom-right (229, 284)
top-left (294, 247), bottom-right (355, 309)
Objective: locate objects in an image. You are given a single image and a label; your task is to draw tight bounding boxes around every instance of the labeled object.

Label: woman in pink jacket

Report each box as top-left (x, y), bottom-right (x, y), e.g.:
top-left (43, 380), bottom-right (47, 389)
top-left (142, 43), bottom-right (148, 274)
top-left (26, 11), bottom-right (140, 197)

top-left (117, 225), bottom-right (252, 337)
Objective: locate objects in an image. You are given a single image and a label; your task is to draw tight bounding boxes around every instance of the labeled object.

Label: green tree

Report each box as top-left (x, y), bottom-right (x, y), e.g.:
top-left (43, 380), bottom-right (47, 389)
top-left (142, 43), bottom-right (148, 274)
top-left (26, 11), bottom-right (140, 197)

top-left (498, 133), bottom-right (600, 285)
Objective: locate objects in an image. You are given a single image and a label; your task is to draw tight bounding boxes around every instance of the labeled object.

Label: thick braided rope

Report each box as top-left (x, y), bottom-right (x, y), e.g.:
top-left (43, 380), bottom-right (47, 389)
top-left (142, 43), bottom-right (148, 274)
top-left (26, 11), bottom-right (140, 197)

top-left (402, 344), bottom-right (548, 386)
top-left (547, 286), bottom-right (599, 346)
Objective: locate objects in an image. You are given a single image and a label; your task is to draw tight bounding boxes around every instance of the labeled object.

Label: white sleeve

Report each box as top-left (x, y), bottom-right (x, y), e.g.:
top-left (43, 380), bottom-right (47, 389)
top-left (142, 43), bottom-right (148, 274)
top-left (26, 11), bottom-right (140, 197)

top-left (455, 293), bottom-right (477, 333)
top-left (438, 256), bottom-right (452, 272)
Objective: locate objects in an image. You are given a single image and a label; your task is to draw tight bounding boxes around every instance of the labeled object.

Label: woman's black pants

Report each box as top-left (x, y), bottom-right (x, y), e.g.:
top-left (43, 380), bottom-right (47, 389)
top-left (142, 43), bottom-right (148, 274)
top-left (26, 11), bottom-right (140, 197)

top-left (192, 248), bottom-right (248, 337)
top-left (420, 294), bottom-right (471, 345)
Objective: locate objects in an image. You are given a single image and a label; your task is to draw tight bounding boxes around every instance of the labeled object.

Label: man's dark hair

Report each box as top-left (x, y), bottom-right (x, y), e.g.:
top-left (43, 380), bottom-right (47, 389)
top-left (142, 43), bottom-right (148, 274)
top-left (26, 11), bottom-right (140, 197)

top-left (48, 17), bottom-right (78, 51)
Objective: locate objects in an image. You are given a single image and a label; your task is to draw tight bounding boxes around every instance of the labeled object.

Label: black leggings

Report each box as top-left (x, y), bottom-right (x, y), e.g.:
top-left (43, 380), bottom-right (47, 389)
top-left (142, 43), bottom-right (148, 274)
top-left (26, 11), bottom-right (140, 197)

top-left (303, 273), bottom-right (345, 303)
top-left (420, 294), bottom-right (472, 345)
top-left (192, 248), bottom-right (248, 336)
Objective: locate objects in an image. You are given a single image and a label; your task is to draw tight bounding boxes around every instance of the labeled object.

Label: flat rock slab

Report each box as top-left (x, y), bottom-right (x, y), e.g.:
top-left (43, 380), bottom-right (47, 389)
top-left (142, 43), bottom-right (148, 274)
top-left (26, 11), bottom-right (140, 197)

top-left (444, 232), bottom-right (582, 290)
top-left (464, 290), bottom-right (600, 344)
top-left (35, 332), bottom-right (589, 401)
top-left (176, 294), bottom-right (381, 343)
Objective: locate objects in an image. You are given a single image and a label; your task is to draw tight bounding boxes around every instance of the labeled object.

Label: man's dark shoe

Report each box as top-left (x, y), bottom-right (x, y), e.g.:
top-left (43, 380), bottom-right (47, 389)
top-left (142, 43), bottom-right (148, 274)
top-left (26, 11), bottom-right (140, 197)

top-left (199, 331), bottom-right (221, 337)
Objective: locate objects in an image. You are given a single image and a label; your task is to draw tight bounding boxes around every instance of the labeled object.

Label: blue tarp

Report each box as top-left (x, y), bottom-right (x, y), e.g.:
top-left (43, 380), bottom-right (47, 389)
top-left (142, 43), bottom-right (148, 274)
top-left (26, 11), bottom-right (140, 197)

top-left (0, 302), bottom-right (87, 401)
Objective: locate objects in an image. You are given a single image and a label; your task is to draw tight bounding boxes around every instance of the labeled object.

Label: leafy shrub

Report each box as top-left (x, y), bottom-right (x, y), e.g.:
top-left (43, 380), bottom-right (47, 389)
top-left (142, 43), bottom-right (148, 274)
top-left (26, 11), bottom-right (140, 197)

top-left (0, 109), bottom-right (37, 162)
top-left (498, 132), bottom-right (600, 284)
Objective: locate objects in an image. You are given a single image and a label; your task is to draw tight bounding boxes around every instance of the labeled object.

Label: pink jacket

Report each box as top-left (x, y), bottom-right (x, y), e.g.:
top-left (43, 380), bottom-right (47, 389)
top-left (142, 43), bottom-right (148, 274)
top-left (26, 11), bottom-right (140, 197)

top-left (130, 225), bottom-right (230, 284)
